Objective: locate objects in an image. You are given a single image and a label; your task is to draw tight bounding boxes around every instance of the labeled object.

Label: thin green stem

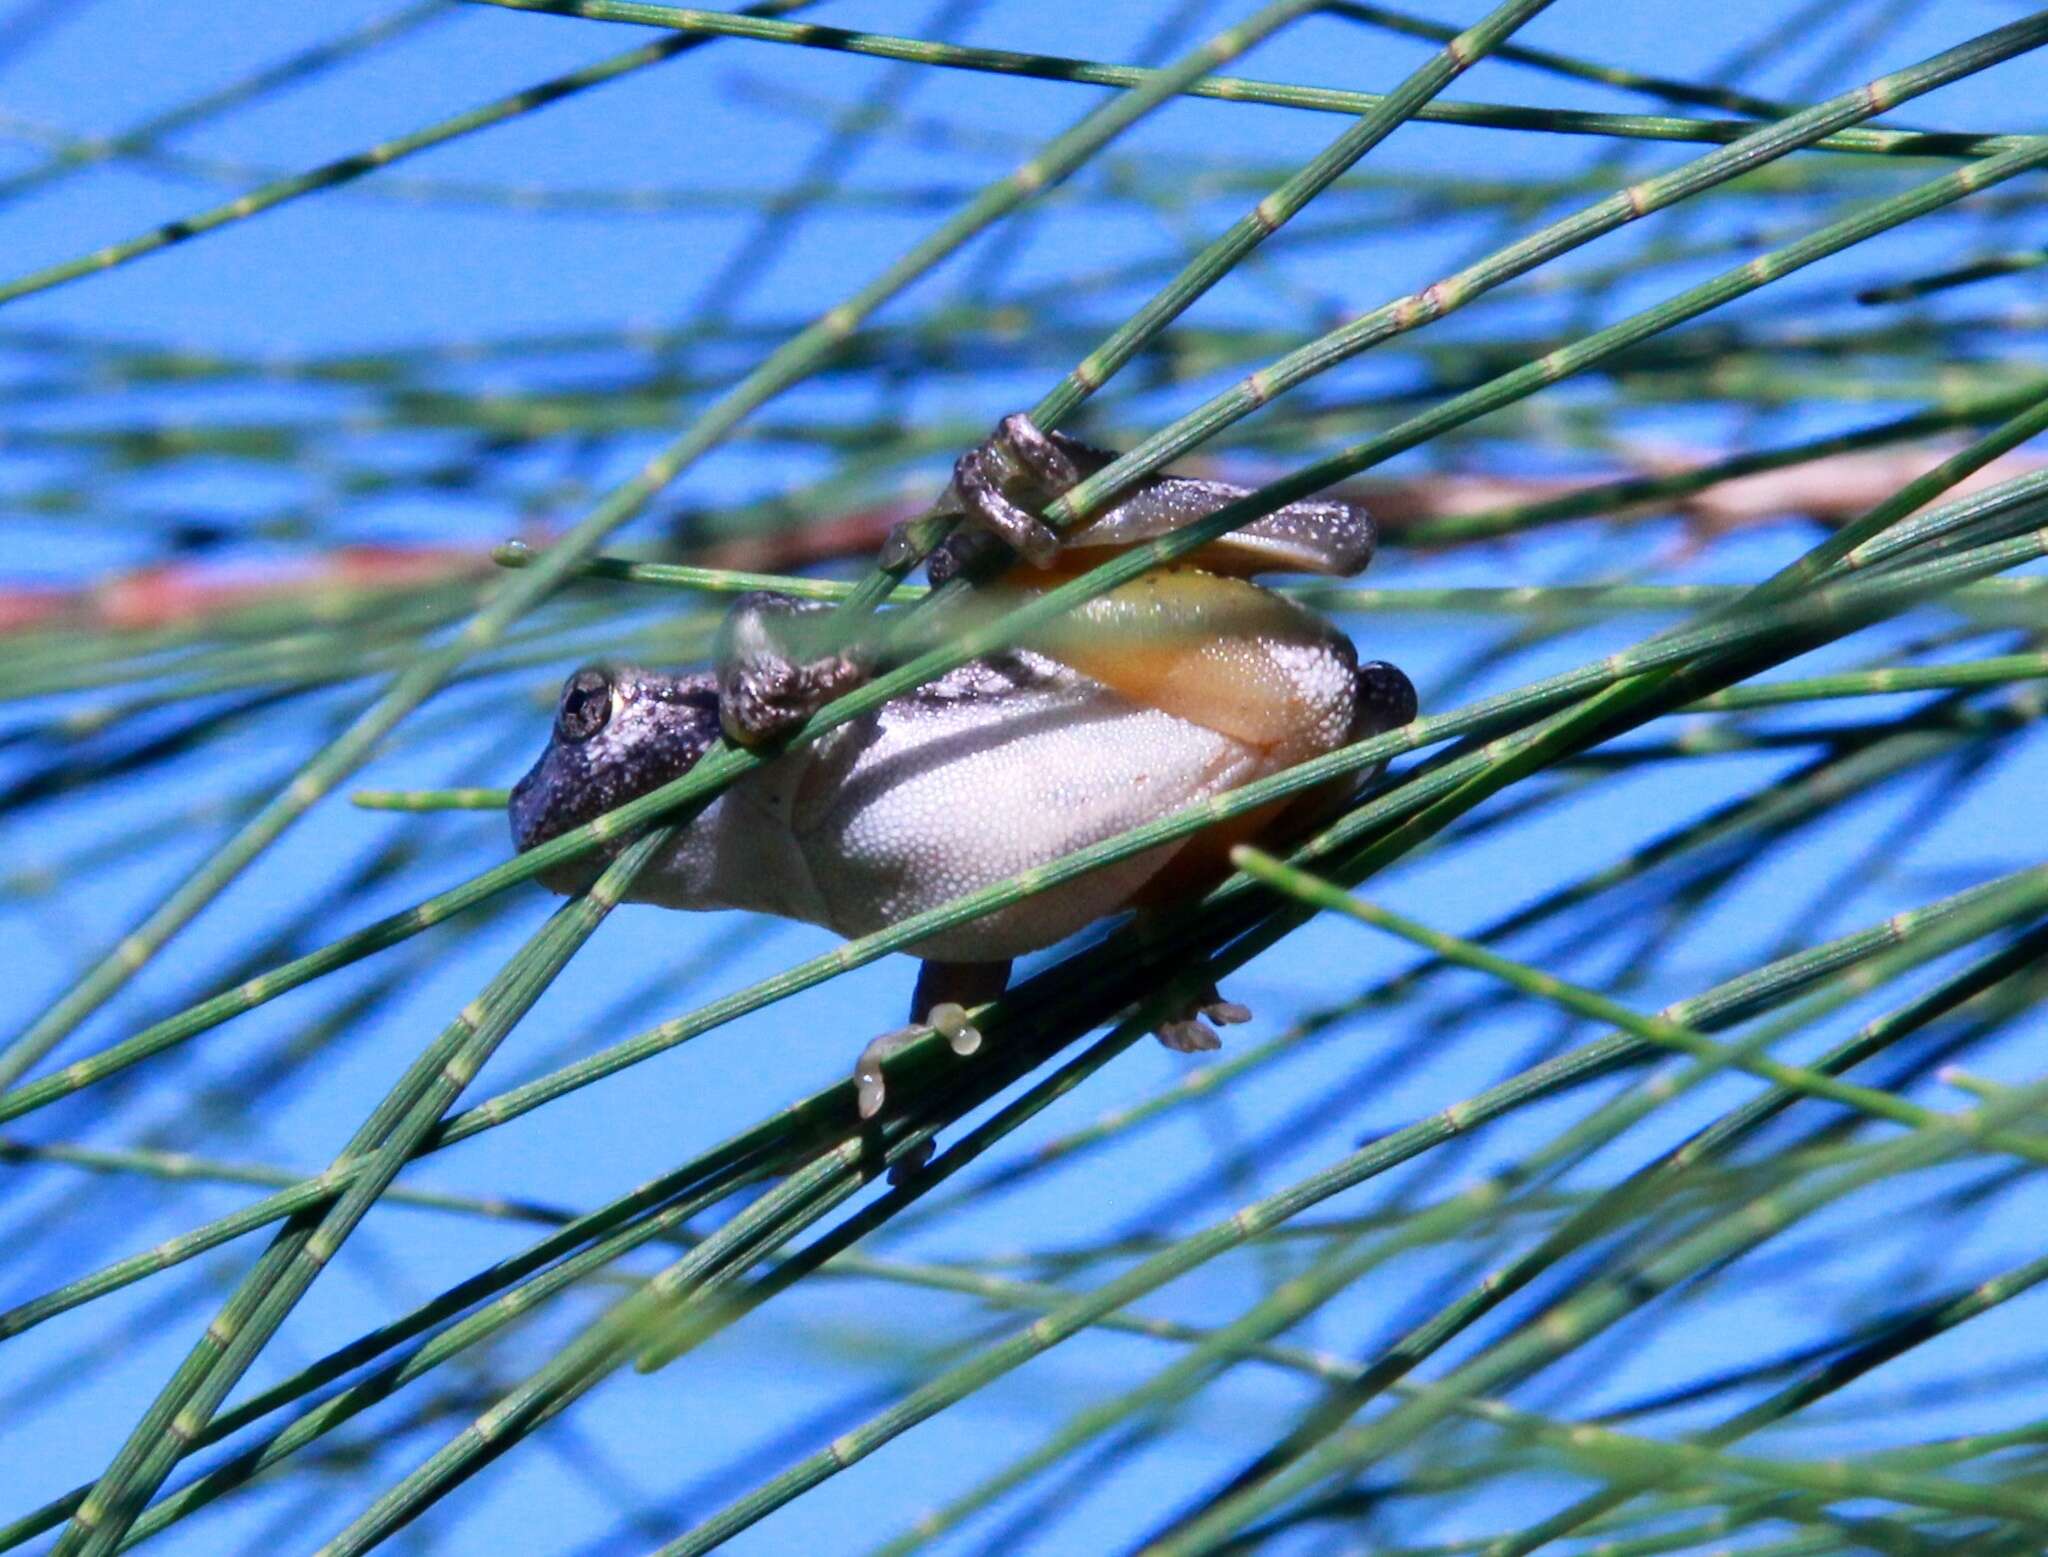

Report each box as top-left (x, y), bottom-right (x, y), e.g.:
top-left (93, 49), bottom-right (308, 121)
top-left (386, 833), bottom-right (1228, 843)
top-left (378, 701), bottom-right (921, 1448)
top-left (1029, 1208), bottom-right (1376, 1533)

top-left (470, 0), bottom-right (2033, 161)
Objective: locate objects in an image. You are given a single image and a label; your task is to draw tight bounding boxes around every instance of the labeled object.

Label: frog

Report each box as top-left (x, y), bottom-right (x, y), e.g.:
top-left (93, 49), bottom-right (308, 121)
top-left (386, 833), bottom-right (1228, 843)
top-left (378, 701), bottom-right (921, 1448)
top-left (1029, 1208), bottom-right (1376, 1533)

top-left (510, 413), bottom-right (1416, 1119)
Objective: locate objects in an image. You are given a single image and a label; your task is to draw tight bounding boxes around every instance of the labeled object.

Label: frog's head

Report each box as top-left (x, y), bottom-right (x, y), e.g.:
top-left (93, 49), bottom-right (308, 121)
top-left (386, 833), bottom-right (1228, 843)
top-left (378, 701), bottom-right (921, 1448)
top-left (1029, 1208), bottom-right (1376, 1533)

top-left (510, 665), bottom-right (721, 888)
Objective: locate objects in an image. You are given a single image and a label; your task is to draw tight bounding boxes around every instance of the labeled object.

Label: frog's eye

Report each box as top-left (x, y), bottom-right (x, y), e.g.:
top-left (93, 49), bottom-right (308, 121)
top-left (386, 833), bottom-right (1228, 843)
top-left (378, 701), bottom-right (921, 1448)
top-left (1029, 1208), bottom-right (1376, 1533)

top-left (556, 668), bottom-right (614, 742)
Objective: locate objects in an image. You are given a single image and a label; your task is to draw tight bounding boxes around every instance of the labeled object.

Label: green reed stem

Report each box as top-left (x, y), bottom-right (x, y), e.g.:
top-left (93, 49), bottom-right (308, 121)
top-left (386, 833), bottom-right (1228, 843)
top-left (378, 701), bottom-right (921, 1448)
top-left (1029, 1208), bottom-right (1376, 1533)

top-left (53, 830), bottom-right (672, 1556)
top-left (471, 0), bottom-right (2031, 161)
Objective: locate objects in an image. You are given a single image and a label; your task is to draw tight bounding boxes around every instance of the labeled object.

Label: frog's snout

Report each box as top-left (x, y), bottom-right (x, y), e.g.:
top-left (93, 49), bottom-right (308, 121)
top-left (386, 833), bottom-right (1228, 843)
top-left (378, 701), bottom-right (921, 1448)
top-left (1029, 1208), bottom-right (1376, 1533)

top-left (509, 665), bottom-right (724, 880)
top-left (508, 742), bottom-right (607, 897)
top-left (507, 751), bottom-right (561, 855)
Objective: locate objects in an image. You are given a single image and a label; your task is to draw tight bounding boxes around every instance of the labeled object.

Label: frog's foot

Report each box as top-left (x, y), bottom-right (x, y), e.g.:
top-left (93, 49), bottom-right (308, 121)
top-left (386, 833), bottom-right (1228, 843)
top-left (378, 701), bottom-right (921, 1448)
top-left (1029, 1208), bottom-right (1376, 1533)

top-left (1154, 983), bottom-right (1253, 1054)
top-left (854, 959), bottom-right (1011, 1120)
top-left (947, 412), bottom-right (1083, 569)
top-left (855, 1002), bottom-right (983, 1120)
top-left (713, 591), bottom-right (869, 747)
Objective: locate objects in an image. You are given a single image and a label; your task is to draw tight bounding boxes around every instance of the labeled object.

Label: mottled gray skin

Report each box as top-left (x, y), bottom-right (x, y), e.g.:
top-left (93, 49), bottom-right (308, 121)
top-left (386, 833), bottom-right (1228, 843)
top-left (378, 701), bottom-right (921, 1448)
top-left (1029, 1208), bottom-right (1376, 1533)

top-left (510, 666), bottom-right (721, 895)
top-left (510, 413), bottom-right (1414, 1117)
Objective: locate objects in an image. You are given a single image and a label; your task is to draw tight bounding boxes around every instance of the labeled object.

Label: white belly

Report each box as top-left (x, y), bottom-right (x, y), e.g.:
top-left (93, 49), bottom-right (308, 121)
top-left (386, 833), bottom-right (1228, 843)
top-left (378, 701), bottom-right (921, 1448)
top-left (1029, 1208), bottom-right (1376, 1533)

top-left (631, 653), bottom-right (1261, 960)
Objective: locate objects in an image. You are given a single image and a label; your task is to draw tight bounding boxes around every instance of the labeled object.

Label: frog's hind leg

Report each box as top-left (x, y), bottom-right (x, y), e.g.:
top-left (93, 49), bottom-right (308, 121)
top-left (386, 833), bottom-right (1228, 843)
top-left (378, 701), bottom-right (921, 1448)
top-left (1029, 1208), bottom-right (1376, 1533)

top-left (1019, 565), bottom-right (1414, 905)
top-left (1021, 570), bottom-right (1413, 1057)
top-left (1024, 566), bottom-right (1411, 766)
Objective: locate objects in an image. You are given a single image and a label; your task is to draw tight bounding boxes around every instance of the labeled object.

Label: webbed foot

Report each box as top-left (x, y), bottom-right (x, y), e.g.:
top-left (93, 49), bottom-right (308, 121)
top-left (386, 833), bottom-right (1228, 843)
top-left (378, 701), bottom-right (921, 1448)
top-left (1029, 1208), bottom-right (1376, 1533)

top-left (713, 591), bottom-right (869, 747)
top-left (1154, 983), bottom-right (1253, 1054)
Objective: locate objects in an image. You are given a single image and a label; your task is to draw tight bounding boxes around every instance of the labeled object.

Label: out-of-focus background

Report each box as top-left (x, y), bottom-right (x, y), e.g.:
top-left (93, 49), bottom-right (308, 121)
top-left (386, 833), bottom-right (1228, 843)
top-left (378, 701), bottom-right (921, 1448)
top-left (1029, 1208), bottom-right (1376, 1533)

top-left (3, 2), bottom-right (2047, 1553)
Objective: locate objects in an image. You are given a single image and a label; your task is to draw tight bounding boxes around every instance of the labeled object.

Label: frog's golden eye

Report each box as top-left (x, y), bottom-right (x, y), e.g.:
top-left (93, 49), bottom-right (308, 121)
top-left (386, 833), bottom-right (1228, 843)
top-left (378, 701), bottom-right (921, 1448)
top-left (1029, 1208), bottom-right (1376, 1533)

top-left (556, 668), bottom-right (614, 742)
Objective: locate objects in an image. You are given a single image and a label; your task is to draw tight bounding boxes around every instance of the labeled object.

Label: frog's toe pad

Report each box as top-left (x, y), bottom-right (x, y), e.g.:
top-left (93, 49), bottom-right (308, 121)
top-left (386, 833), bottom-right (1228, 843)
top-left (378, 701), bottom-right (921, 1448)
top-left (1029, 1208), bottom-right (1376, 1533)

top-left (926, 1002), bottom-right (983, 1056)
top-left (1355, 660), bottom-right (1419, 735)
top-left (1155, 1018), bottom-right (1225, 1054)
top-left (854, 1012), bottom-right (982, 1119)
top-left (1153, 983), bottom-right (1250, 1053)
top-left (880, 519), bottom-right (929, 571)
top-left (854, 1025), bottom-right (924, 1119)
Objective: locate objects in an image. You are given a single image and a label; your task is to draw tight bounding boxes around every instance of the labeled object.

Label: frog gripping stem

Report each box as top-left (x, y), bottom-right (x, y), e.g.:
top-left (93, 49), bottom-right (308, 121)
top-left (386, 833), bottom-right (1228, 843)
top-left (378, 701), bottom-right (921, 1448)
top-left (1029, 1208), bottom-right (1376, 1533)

top-left (712, 591), bottom-right (869, 748)
top-left (944, 412), bottom-right (1086, 568)
top-left (515, 411), bottom-right (1414, 1139)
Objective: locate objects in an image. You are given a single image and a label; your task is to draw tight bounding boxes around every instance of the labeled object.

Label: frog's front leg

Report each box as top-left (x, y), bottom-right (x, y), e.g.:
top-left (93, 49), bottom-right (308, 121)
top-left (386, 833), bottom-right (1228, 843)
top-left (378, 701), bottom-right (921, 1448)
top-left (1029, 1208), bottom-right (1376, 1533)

top-left (713, 591), bottom-right (871, 748)
top-left (852, 958), bottom-right (1011, 1119)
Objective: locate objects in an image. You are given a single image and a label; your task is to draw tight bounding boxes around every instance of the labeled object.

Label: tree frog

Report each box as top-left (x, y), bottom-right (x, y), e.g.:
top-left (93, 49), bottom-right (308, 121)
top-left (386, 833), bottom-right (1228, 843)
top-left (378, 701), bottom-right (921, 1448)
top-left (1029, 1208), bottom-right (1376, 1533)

top-left (511, 415), bottom-right (1415, 1117)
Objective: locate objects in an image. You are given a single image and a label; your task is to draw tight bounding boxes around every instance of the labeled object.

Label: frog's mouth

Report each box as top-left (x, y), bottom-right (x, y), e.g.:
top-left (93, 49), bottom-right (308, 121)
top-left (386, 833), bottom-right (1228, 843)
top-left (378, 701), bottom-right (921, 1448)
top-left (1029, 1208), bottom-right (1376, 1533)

top-left (509, 666), bottom-right (721, 889)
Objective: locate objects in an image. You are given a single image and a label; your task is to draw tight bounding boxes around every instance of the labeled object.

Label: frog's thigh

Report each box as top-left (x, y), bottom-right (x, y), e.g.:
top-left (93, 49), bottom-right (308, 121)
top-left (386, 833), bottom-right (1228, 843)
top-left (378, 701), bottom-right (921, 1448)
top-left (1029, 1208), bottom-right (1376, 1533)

top-left (1024, 569), bottom-right (1357, 760)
